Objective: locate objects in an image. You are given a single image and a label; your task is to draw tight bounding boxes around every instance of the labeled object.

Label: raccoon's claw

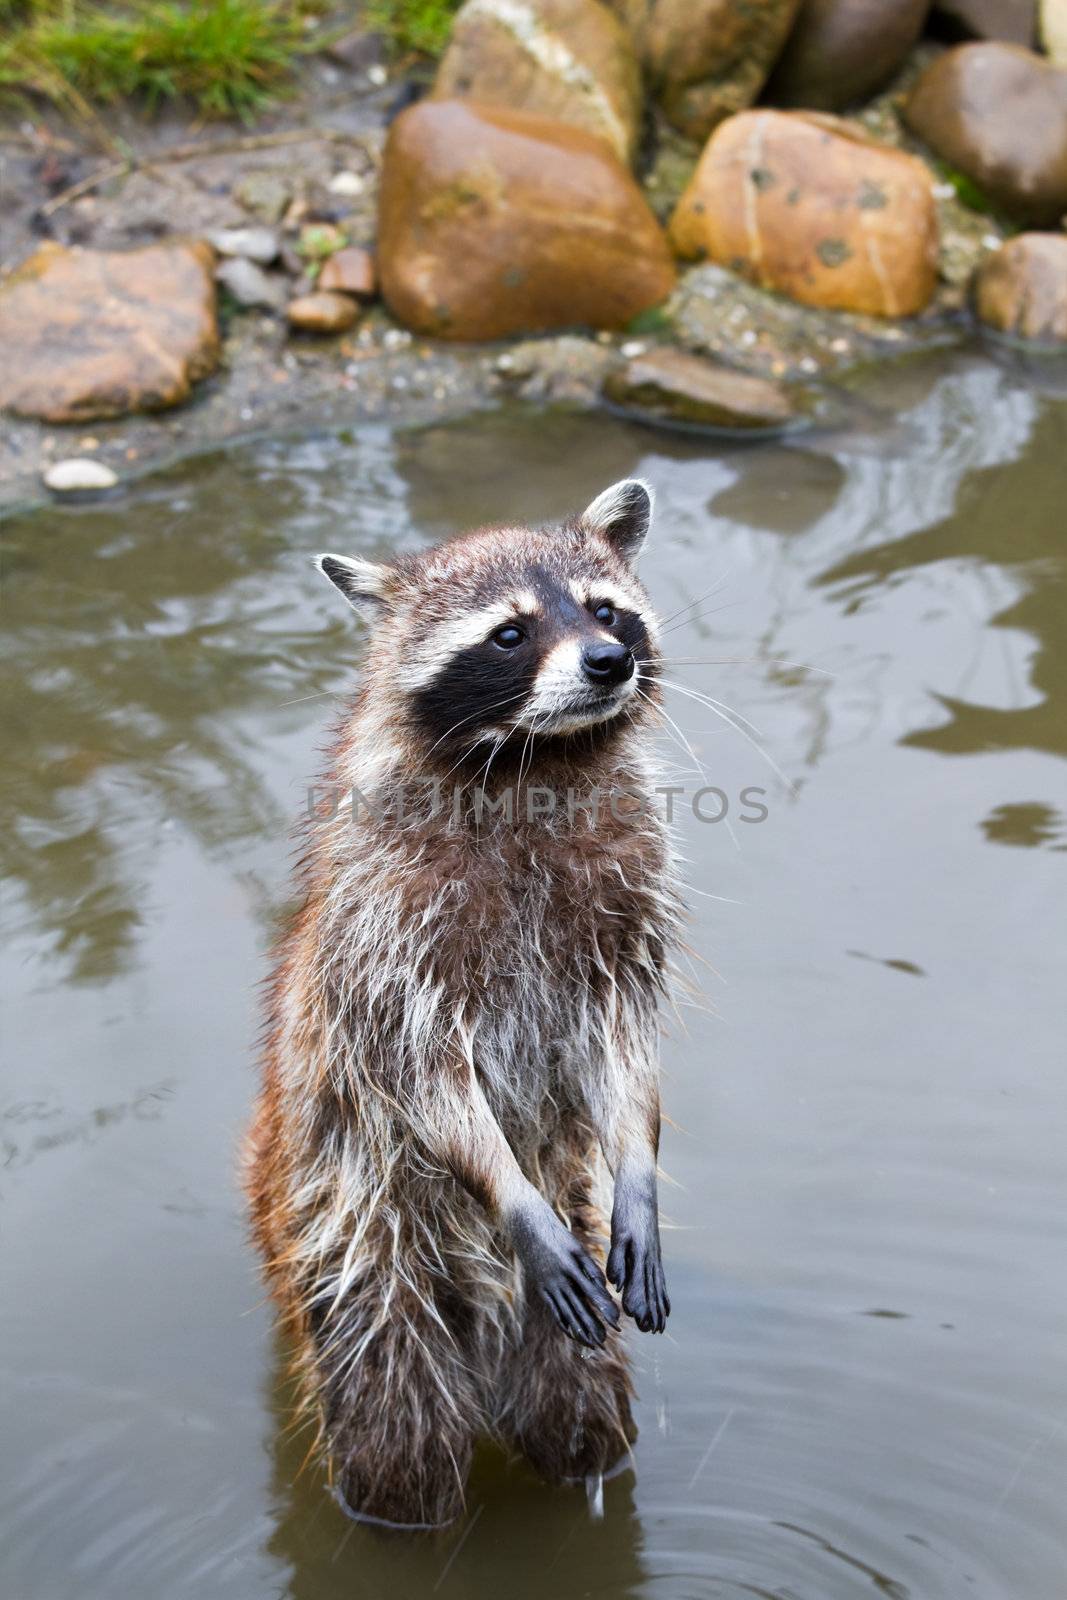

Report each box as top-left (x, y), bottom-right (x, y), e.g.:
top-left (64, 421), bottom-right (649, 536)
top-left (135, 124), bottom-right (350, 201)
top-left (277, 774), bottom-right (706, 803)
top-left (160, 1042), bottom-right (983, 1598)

top-left (514, 1199), bottom-right (620, 1347)
top-left (608, 1216), bottom-right (670, 1334)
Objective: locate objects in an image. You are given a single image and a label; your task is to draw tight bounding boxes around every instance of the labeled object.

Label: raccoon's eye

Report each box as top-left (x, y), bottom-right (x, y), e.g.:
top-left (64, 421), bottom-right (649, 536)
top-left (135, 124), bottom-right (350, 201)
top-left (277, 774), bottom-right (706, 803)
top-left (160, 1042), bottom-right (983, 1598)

top-left (592, 602), bottom-right (617, 627)
top-left (492, 623), bottom-right (525, 650)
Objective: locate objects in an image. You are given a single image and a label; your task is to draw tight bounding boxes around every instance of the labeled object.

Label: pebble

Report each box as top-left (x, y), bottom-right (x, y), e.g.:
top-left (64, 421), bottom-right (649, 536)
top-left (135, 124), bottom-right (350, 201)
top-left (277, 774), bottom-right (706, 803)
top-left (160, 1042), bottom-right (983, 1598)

top-left (44, 457), bottom-right (118, 494)
top-left (287, 291), bottom-right (359, 334)
top-left (207, 226), bottom-right (280, 265)
top-left (620, 340), bottom-right (647, 358)
top-left (367, 64), bottom-right (388, 86)
top-left (215, 257), bottom-right (288, 311)
top-left (328, 170), bottom-right (365, 197)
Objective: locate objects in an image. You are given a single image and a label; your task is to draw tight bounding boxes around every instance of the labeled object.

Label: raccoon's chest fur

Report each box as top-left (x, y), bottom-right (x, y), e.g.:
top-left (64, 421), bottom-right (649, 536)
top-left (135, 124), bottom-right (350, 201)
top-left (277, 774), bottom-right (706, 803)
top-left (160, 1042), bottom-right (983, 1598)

top-left (317, 799), bottom-right (669, 1158)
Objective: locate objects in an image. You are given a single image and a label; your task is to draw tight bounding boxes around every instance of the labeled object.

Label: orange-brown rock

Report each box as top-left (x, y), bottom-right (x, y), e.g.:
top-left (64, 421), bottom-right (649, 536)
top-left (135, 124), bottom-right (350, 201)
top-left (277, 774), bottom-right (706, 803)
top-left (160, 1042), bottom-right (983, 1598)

top-left (286, 291), bottom-right (360, 333)
top-left (434, 0), bottom-right (642, 165)
top-left (607, 0), bottom-right (801, 140)
top-left (670, 110), bottom-right (939, 318)
top-left (904, 44), bottom-right (1067, 225)
top-left (973, 232), bottom-right (1067, 340)
top-left (377, 99), bottom-right (676, 340)
top-left (318, 247), bottom-right (378, 298)
top-left (0, 241), bottom-right (218, 423)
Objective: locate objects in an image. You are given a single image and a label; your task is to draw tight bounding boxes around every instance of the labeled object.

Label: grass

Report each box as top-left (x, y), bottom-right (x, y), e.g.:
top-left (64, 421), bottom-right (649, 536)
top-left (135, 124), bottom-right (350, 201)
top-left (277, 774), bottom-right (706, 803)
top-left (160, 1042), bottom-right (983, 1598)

top-left (364, 0), bottom-right (460, 56)
top-left (0, 0), bottom-right (329, 121)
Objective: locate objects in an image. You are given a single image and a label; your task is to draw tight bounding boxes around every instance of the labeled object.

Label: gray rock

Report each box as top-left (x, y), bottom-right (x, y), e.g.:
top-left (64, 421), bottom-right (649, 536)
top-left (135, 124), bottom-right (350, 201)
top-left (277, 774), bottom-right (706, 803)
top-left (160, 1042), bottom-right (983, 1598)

top-left (207, 226), bottom-right (280, 265)
top-left (44, 457), bottom-right (119, 493)
top-left (603, 346), bottom-right (799, 431)
top-left (930, 0), bottom-right (1035, 43)
top-left (233, 172), bottom-right (292, 224)
top-left (215, 256), bottom-right (288, 311)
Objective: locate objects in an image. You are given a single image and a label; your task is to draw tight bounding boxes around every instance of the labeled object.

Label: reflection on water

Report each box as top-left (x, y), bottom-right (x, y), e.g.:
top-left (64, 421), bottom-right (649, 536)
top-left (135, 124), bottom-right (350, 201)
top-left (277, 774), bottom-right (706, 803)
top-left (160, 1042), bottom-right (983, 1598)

top-left (2, 347), bottom-right (1066, 1600)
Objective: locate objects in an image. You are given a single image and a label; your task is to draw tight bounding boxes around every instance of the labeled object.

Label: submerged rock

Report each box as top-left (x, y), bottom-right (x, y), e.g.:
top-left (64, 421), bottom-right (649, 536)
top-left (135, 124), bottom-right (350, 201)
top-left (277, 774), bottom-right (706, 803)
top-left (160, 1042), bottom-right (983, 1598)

top-left (318, 246), bottom-right (378, 298)
top-left (377, 99), bottom-right (675, 339)
top-left (604, 346), bottom-right (798, 429)
top-left (766, 0), bottom-right (929, 110)
top-left (973, 232), bottom-right (1067, 340)
top-left (670, 111), bottom-right (938, 317)
top-left (434, 0), bottom-right (642, 165)
top-left (286, 291), bottom-right (360, 333)
top-left (904, 44), bottom-right (1067, 224)
top-left (43, 457), bottom-right (119, 494)
top-left (606, 0), bottom-right (801, 140)
top-left (0, 241), bottom-right (219, 423)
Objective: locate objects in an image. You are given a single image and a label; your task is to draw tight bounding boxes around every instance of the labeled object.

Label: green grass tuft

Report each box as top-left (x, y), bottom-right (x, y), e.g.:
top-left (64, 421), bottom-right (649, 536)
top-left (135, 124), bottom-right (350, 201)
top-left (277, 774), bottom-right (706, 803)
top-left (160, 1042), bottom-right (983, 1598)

top-left (364, 0), bottom-right (460, 56)
top-left (0, 0), bottom-right (324, 121)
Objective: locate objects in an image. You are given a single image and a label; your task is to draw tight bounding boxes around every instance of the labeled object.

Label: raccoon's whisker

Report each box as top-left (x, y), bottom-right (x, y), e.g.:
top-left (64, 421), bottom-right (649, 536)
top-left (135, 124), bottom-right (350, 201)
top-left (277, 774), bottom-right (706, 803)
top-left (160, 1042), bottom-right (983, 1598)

top-left (657, 677), bottom-right (764, 740)
top-left (657, 601), bottom-right (743, 640)
top-left (425, 691), bottom-right (528, 769)
top-left (281, 687), bottom-right (346, 707)
top-left (655, 576), bottom-right (732, 633)
top-left (633, 682), bottom-right (711, 788)
top-left (657, 678), bottom-right (796, 797)
top-left (659, 657), bottom-right (834, 677)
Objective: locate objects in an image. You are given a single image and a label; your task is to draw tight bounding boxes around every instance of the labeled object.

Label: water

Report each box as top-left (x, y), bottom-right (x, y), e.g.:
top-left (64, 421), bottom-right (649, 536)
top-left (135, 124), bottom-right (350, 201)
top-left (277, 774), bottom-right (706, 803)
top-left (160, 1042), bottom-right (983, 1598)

top-left (2, 347), bottom-right (1066, 1600)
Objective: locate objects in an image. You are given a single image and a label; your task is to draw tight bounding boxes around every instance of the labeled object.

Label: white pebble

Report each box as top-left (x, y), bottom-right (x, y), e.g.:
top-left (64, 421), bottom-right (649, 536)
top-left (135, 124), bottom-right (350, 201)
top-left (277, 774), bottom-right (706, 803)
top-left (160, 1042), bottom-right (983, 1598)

top-left (367, 64), bottom-right (387, 87)
top-left (44, 457), bottom-right (118, 494)
top-left (620, 340), bottom-right (646, 358)
top-left (328, 170), bottom-right (365, 197)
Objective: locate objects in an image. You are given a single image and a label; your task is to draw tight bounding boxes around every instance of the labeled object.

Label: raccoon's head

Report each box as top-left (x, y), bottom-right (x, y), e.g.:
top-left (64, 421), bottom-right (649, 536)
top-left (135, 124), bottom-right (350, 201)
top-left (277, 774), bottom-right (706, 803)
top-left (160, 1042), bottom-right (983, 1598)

top-left (317, 479), bottom-right (660, 767)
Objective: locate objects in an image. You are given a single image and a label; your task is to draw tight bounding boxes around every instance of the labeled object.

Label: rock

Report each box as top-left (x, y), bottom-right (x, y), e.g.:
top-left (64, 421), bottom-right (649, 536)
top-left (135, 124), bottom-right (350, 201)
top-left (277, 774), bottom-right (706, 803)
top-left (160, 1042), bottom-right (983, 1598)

top-left (670, 111), bottom-right (939, 317)
top-left (493, 333), bottom-right (617, 401)
top-left (43, 457), bottom-right (119, 494)
top-left (930, 0), bottom-right (1034, 43)
top-left (671, 261), bottom-right (962, 380)
top-left (766, 0), bottom-right (929, 110)
top-left (327, 170), bottom-right (366, 197)
top-left (1040, 0), bottom-right (1067, 62)
top-left (287, 291), bottom-right (360, 333)
top-left (233, 172), bottom-right (291, 224)
top-left (215, 256), bottom-right (288, 311)
top-left (603, 347), bottom-right (798, 429)
top-left (377, 99), bottom-right (676, 339)
top-left (318, 246), bottom-right (378, 298)
top-left (0, 241), bottom-right (219, 423)
top-left (973, 231), bottom-right (1067, 338)
top-left (207, 225), bottom-right (280, 264)
top-left (606, 0), bottom-right (801, 140)
top-left (903, 44), bottom-right (1067, 224)
top-left (434, 0), bottom-right (642, 165)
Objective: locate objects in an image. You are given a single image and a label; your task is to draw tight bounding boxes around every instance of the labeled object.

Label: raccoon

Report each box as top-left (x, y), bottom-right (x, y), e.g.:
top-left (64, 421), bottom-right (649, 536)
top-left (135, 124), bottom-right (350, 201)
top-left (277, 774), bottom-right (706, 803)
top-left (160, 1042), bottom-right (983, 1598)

top-left (245, 478), bottom-right (683, 1529)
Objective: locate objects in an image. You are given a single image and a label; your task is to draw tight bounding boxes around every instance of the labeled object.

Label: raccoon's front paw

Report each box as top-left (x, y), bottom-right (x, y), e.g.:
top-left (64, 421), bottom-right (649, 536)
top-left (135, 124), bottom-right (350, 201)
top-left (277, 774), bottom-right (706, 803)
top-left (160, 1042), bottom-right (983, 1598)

top-left (513, 1199), bottom-right (620, 1348)
top-left (607, 1193), bottom-right (670, 1334)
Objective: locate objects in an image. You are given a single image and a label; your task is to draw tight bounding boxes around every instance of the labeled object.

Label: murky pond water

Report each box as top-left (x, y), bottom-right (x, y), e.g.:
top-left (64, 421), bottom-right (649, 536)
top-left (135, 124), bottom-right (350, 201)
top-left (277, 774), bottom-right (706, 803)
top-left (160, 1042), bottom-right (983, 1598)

top-left (3, 348), bottom-right (1066, 1600)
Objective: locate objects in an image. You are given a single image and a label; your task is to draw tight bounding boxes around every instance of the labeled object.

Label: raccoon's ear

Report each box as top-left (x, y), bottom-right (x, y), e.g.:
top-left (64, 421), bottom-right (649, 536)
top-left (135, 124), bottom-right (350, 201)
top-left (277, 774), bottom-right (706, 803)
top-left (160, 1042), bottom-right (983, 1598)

top-left (580, 478), bottom-right (653, 563)
top-left (315, 554), bottom-right (390, 619)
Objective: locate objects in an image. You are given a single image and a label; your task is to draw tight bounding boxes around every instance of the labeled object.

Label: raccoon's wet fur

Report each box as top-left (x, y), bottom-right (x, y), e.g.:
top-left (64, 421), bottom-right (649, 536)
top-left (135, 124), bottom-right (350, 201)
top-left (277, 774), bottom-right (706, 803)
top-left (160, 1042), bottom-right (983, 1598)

top-left (245, 479), bottom-right (682, 1529)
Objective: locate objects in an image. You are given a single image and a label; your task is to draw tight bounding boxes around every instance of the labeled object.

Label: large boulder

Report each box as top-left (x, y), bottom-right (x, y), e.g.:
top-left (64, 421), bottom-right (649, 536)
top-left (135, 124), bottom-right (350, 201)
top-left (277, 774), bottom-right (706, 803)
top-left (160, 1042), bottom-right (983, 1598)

top-left (972, 232), bottom-right (1067, 339)
top-left (903, 44), bottom-right (1067, 224)
top-left (377, 99), bottom-right (676, 339)
top-left (930, 0), bottom-right (1035, 43)
top-left (0, 241), bottom-right (218, 423)
top-left (434, 0), bottom-right (642, 166)
top-left (670, 111), bottom-right (939, 317)
top-left (606, 0), bottom-right (801, 141)
top-left (766, 0), bottom-right (930, 110)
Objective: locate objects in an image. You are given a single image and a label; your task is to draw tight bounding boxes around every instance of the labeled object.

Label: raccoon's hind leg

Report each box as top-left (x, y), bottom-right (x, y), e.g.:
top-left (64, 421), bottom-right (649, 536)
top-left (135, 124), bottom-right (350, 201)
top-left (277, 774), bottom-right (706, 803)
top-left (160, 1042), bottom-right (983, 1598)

top-left (502, 1168), bottom-right (637, 1485)
top-left (311, 1267), bottom-right (484, 1530)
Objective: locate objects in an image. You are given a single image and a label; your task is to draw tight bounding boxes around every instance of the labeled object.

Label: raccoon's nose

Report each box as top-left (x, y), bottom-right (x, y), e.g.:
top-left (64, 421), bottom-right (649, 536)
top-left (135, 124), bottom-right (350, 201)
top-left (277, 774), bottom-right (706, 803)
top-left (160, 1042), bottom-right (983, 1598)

top-left (581, 641), bottom-right (634, 687)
